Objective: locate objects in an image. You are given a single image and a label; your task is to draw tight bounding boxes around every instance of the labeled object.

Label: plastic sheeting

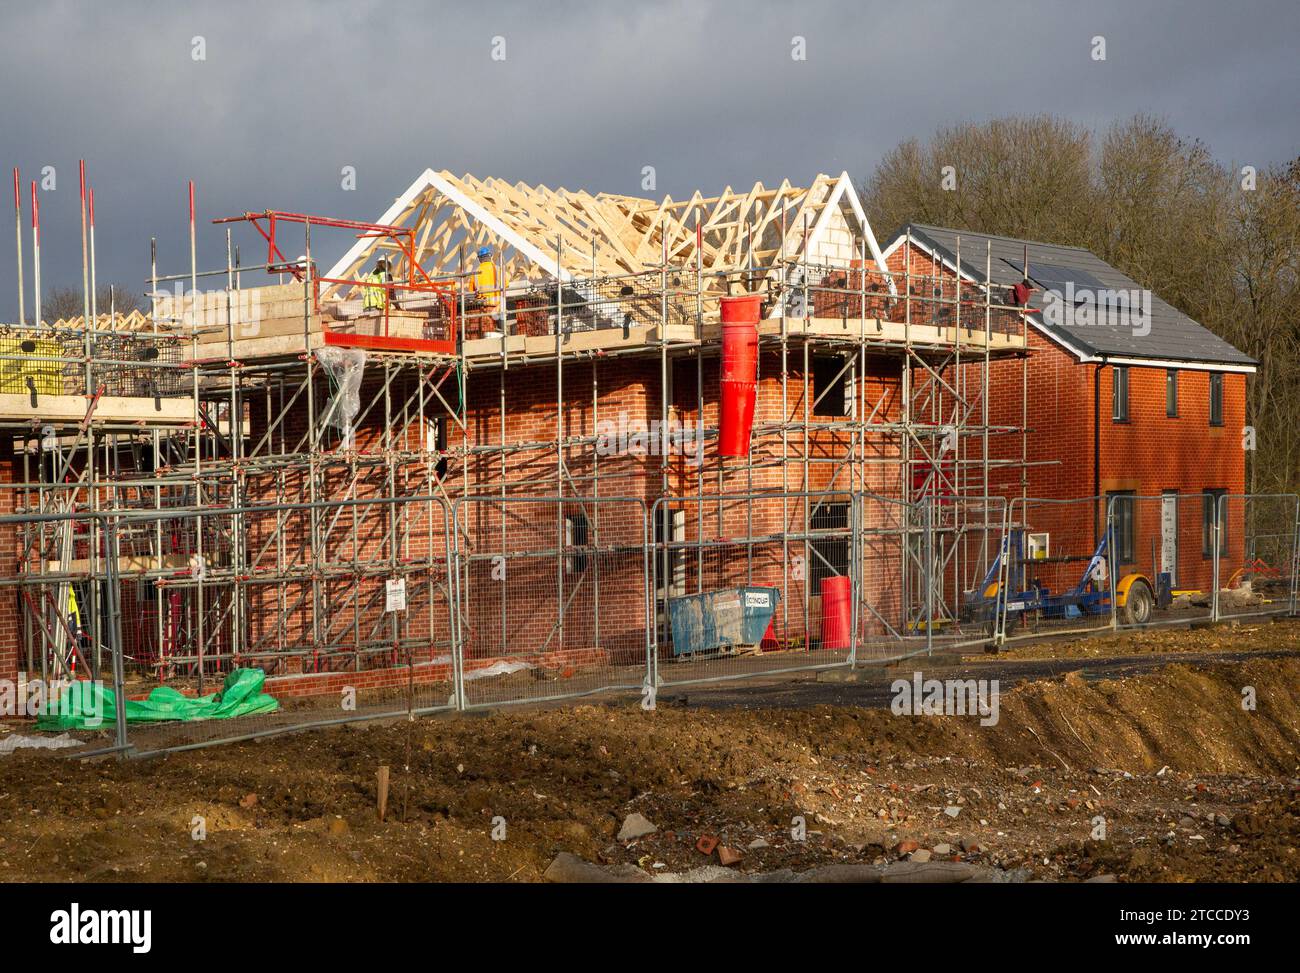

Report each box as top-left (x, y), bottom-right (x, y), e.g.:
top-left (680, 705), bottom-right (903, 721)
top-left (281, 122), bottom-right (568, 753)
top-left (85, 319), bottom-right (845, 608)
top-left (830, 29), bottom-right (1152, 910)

top-left (36, 668), bottom-right (280, 731)
top-left (314, 346), bottom-right (367, 449)
top-left (0, 732), bottom-right (82, 754)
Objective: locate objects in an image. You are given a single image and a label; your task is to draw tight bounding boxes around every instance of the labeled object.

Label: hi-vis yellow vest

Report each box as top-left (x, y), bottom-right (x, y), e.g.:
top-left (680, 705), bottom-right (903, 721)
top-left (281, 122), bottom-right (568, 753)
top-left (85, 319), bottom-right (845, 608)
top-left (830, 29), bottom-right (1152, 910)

top-left (362, 271), bottom-right (388, 310)
top-left (67, 586), bottom-right (82, 632)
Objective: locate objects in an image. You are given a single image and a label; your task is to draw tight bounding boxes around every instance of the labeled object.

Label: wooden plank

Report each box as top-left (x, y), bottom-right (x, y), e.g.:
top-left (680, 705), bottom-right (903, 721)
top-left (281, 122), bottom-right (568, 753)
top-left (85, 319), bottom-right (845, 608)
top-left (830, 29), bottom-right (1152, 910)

top-left (0, 393), bottom-right (193, 424)
top-left (47, 554), bottom-right (189, 573)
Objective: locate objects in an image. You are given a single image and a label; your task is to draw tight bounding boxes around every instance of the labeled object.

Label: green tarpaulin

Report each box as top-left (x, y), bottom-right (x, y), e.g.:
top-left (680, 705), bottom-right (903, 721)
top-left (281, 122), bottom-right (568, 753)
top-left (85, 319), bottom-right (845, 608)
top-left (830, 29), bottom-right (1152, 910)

top-left (37, 668), bottom-right (280, 731)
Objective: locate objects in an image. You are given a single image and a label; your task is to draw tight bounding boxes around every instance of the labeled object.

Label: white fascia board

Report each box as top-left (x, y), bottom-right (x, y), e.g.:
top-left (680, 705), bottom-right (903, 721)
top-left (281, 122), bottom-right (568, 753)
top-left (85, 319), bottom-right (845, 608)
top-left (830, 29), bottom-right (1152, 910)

top-left (1027, 316), bottom-right (1256, 373)
top-left (879, 233), bottom-right (905, 261)
top-left (882, 230), bottom-right (975, 283)
top-left (1026, 315), bottom-right (1093, 359)
top-left (324, 168), bottom-right (439, 282)
top-left (324, 168), bottom-right (575, 285)
top-left (827, 173), bottom-right (897, 296)
top-left (1080, 353), bottom-right (1255, 374)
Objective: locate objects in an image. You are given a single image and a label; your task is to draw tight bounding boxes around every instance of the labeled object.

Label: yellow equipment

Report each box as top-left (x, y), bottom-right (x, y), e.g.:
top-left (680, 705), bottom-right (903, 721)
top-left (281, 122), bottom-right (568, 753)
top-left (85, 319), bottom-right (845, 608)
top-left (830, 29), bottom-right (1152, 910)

top-left (0, 335), bottom-right (64, 396)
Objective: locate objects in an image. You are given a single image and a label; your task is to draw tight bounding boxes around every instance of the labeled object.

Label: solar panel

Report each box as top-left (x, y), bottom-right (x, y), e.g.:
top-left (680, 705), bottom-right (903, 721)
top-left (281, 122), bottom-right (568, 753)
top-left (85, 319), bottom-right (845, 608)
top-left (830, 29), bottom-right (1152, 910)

top-left (1024, 262), bottom-right (1107, 294)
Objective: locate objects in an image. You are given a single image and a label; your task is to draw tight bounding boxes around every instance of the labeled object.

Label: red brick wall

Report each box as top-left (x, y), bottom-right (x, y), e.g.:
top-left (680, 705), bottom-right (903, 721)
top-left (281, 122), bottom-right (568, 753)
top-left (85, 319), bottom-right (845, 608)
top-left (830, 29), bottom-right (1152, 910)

top-left (987, 330), bottom-right (1247, 591)
top-left (0, 441), bottom-right (19, 687)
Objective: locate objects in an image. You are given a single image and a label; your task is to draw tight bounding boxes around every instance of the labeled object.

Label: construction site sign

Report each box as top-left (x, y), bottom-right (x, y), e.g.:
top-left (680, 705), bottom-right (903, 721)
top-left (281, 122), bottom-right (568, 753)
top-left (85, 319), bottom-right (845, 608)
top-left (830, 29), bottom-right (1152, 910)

top-left (385, 577), bottom-right (407, 613)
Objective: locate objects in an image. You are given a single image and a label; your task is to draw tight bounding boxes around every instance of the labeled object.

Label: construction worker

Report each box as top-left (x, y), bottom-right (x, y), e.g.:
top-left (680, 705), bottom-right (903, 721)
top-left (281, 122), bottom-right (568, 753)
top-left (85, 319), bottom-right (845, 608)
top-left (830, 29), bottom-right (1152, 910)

top-left (469, 246), bottom-right (500, 313)
top-left (362, 257), bottom-right (391, 313)
top-left (64, 585), bottom-right (89, 677)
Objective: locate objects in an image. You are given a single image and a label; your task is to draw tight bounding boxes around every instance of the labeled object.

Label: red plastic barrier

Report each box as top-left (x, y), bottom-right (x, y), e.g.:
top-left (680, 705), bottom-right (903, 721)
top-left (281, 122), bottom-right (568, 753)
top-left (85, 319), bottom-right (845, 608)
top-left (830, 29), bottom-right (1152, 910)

top-left (719, 294), bottom-right (761, 457)
top-left (820, 575), bottom-right (853, 650)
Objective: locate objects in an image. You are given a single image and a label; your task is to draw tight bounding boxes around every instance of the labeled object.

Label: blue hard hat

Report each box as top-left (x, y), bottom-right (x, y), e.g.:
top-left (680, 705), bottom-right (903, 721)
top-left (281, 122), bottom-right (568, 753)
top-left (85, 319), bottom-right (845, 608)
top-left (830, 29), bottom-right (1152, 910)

top-left (478, 246), bottom-right (492, 259)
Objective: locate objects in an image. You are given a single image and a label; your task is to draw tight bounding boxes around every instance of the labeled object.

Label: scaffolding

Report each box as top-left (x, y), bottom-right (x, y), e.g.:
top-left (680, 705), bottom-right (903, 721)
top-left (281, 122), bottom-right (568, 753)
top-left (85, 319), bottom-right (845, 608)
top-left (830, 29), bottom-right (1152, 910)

top-left (0, 168), bottom-right (1032, 696)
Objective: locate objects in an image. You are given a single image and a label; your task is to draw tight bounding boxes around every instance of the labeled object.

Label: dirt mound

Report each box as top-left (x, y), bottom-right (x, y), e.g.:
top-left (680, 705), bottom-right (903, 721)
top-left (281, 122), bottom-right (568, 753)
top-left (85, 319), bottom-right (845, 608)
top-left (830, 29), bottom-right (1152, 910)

top-left (1, 656), bottom-right (1298, 882)
top-left (939, 658), bottom-right (1300, 776)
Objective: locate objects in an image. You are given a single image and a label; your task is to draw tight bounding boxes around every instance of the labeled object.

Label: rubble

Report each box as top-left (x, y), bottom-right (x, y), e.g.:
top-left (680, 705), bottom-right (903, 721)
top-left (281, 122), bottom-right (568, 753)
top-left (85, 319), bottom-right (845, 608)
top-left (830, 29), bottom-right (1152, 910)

top-left (617, 813), bottom-right (658, 841)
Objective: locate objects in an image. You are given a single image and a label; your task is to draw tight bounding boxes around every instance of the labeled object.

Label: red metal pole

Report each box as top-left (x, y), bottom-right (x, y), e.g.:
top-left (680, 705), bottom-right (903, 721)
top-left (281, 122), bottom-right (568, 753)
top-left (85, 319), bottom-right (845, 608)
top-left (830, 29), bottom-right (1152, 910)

top-left (13, 167), bottom-right (23, 325)
top-left (88, 186), bottom-right (97, 321)
top-left (79, 160), bottom-right (89, 323)
top-left (189, 180), bottom-right (197, 313)
top-left (31, 181), bottom-right (41, 327)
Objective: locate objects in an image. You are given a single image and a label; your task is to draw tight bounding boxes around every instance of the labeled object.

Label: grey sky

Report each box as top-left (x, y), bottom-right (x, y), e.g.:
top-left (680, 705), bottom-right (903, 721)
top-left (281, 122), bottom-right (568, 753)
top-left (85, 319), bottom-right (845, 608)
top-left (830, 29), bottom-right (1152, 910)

top-left (1, 0), bottom-right (1296, 316)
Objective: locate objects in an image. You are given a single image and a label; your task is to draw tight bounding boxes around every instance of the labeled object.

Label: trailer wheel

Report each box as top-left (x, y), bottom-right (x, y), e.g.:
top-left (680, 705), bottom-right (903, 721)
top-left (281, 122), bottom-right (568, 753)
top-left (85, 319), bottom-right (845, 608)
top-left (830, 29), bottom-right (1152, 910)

top-left (1121, 578), bottom-right (1154, 626)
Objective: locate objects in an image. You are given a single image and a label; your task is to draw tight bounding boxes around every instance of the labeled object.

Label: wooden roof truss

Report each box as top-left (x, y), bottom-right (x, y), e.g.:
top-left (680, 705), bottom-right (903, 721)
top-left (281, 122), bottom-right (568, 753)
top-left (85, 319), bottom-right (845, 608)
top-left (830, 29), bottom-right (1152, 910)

top-left (321, 169), bottom-right (896, 309)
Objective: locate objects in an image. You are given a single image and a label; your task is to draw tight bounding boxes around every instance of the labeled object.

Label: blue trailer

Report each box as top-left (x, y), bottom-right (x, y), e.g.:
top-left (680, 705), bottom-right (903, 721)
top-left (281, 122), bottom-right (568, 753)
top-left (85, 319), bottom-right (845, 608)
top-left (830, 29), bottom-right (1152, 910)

top-left (963, 528), bottom-right (1157, 632)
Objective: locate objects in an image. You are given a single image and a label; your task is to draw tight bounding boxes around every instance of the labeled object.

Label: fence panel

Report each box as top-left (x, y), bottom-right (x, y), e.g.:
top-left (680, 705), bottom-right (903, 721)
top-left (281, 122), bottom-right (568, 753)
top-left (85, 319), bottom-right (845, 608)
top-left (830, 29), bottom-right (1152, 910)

top-left (0, 492), bottom-right (458, 756)
top-left (120, 494), bottom-right (459, 755)
top-left (998, 497), bottom-right (1118, 644)
top-left (854, 492), bottom-right (918, 661)
top-left (1216, 493), bottom-right (1300, 621)
top-left (1110, 494), bottom-right (1215, 631)
top-left (3, 488), bottom-right (1295, 756)
top-left (452, 496), bottom-right (651, 708)
top-left (651, 491), bottom-right (868, 687)
top-left (918, 495), bottom-right (1008, 653)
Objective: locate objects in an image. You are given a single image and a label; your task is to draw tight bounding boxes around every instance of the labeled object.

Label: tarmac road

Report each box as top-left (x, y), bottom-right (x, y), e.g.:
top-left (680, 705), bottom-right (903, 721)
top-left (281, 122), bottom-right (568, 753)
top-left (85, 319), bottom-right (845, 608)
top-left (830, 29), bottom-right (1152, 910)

top-left (656, 647), bottom-right (1300, 711)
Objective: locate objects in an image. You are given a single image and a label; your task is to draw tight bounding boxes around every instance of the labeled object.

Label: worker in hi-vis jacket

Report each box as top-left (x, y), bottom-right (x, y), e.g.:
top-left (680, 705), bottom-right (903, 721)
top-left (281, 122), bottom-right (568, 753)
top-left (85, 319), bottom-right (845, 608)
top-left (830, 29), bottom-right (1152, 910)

top-left (362, 257), bottom-right (391, 312)
top-left (470, 246), bottom-right (500, 312)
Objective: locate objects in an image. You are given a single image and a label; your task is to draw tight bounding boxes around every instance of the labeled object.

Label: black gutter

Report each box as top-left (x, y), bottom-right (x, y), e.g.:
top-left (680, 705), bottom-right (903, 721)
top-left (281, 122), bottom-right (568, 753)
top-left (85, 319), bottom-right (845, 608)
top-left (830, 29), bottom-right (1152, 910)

top-left (1093, 358), bottom-right (1104, 539)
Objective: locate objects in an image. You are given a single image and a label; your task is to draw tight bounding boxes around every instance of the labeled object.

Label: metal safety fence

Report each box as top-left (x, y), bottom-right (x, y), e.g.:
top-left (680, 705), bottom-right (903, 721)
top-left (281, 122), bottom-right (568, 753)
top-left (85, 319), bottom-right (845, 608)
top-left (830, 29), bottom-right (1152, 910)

top-left (996, 497), bottom-right (1118, 644)
top-left (653, 491), bottom-right (857, 688)
top-left (1112, 493), bottom-right (1218, 631)
top-left (1215, 493), bottom-right (1300, 622)
top-left (0, 493), bottom-right (459, 758)
top-left (995, 494), bottom-right (1300, 644)
top-left (0, 488), bottom-right (1296, 757)
top-left (856, 492), bottom-right (924, 661)
top-left (451, 495), bottom-right (651, 708)
top-left (912, 496), bottom-right (1009, 653)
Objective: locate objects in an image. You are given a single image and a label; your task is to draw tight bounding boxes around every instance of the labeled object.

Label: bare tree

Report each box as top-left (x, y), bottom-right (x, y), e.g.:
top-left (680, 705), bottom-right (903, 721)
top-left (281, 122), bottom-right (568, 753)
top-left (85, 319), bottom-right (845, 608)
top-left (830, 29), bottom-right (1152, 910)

top-left (860, 116), bottom-right (1300, 493)
top-left (862, 115), bottom-right (1093, 244)
top-left (34, 284), bottom-right (143, 323)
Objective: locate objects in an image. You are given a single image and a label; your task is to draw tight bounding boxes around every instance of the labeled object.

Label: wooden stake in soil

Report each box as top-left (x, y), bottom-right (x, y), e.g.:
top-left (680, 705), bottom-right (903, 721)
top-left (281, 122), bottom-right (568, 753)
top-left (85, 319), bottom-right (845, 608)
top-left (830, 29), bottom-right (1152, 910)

top-left (377, 765), bottom-right (391, 822)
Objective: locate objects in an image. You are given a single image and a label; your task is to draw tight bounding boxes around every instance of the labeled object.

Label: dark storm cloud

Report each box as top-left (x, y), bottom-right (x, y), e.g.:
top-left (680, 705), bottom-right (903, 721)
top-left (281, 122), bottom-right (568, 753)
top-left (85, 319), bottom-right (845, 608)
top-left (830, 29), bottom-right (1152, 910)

top-left (0, 0), bottom-right (1296, 315)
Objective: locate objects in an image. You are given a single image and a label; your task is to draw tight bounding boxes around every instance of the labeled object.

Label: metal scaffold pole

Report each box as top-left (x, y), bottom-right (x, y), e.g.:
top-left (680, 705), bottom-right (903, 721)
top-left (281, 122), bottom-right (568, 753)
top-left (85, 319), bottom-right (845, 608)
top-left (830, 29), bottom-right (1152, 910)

top-left (12, 168), bottom-right (23, 325)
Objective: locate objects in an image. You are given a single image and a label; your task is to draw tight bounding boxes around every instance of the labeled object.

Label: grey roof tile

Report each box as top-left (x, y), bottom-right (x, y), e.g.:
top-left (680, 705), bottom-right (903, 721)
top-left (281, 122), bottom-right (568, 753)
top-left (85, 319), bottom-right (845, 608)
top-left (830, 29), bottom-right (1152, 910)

top-left (888, 223), bottom-right (1255, 367)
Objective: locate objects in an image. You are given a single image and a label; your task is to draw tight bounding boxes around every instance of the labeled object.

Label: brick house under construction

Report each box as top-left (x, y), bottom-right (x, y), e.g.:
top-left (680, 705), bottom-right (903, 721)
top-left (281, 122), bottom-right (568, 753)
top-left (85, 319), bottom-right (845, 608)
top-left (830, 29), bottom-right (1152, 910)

top-left (5, 167), bottom-right (1162, 706)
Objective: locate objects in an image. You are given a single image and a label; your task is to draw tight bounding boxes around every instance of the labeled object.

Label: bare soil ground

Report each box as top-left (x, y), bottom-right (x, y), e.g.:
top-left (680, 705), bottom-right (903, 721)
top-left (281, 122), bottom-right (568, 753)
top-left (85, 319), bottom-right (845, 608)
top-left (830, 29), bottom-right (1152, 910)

top-left (2, 624), bottom-right (1299, 883)
top-left (978, 616), bottom-right (1300, 660)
